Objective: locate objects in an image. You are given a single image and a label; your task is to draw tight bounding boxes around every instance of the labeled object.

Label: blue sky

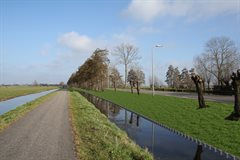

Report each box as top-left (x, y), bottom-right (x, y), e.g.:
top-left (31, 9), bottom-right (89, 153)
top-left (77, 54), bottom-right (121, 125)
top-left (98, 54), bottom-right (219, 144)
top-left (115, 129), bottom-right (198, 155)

top-left (0, 0), bottom-right (239, 84)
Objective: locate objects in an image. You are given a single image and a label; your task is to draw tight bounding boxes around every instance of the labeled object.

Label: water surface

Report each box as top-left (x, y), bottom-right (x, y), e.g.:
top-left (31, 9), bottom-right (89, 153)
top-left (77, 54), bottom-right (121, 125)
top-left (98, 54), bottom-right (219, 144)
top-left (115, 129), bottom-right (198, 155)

top-left (81, 92), bottom-right (237, 160)
top-left (0, 89), bottom-right (58, 115)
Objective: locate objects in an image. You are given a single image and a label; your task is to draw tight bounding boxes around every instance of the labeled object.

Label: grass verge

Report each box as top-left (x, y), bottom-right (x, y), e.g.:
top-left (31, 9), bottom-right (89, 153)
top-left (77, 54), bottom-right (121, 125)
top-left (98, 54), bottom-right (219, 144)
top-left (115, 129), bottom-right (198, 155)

top-left (0, 91), bottom-right (57, 132)
top-left (68, 91), bottom-right (153, 160)
top-left (75, 88), bottom-right (240, 157)
top-left (0, 86), bottom-right (58, 101)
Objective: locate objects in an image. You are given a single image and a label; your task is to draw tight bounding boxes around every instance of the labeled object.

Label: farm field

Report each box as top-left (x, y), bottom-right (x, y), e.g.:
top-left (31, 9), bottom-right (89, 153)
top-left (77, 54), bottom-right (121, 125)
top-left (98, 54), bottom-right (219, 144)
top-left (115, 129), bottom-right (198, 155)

top-left (76, 88), bottom-right (240, 157)
top-left (0, 86), bottom-right (58, 101)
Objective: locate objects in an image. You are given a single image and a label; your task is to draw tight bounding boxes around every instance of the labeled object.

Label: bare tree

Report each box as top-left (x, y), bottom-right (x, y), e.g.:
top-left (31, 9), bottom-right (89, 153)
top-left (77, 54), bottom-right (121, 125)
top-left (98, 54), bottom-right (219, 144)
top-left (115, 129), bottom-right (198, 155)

top-left (195, 56), bottom-right (213, 91)
top-left (113, 43), bottom-right (140, 87)
top-left (127, 69), bottom-right (137, 94)
top-left (195, 37), bottom-right (240, 86)
top-left (135, 68), bottom-right (145, 95)
top-left (109, 67), bottom-right (122, 92)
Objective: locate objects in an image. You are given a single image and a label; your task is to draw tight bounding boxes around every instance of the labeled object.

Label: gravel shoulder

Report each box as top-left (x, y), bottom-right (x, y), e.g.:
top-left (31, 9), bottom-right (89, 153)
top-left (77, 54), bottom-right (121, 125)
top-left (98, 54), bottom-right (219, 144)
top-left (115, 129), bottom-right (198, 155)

top-left (0, 90), bottom-right (76, 160)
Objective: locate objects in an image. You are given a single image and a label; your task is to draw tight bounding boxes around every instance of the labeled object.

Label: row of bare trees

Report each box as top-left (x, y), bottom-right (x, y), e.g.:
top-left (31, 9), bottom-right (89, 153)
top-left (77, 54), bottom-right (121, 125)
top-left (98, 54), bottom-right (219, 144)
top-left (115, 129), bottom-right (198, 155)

top-left (109, 65), bottom-right (145, 95)
top-left (67, 43), bottom-right (145, 93)
top-left (67, 49), bottom-right (109, 91)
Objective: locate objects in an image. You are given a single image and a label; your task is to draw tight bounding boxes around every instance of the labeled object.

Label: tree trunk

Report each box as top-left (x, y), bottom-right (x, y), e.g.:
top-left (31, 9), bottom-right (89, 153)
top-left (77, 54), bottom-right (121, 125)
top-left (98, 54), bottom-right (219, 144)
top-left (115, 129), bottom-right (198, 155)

top-left (125, 64), bottom-right (127, 88)
top-left (136, 81), bottom-right (140, 95)
top-left (234, 89), bottom-right (240, 116)
top-left (207, 81), bottom-right (210, 91)
top-left (130, 81), bottom-right (133, 94)
top-left (191, 75), bottom-right (206, 108)
top-left (114, 82), bottom-right (116, 92)
top-left (231, 70), bottom-right (240, 117)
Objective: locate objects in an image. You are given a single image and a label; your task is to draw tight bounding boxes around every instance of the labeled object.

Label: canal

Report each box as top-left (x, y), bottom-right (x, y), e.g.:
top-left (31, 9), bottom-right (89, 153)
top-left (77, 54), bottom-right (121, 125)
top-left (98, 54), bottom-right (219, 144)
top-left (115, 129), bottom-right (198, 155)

top-left (80, 91), bottom-right (238, 160)
top-left (0, 89), bottom-right (58, 115)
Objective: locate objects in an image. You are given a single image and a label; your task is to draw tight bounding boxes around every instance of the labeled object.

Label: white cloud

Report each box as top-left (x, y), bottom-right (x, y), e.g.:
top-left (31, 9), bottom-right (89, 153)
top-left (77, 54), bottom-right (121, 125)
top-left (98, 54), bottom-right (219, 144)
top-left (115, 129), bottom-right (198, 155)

top-left (122, 0), bottom-right (164, 22)
top-left (123, 0), bottom-right (240, 22)
top-left (58, 32), bottom-right (93, 53)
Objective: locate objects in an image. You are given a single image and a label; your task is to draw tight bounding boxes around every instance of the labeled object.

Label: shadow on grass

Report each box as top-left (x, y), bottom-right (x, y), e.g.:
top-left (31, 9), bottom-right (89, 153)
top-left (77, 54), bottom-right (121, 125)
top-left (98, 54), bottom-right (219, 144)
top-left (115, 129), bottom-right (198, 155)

top-left (225, 112), bottom-right (240, 121)
top-left (196, 105), bottom-right (210, 110)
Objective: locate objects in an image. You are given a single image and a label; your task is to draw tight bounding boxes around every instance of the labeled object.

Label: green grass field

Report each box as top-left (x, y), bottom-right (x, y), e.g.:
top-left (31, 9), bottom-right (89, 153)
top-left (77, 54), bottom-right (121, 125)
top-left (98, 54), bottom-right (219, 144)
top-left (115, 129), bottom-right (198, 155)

top-left (0, 86), bottom-right (58, 101)
top-left (0, 91), bottom-right (57, 132)
top-left (75, 89), bottom-right (240, 157)
top-left (68, 91), bottom-right (153, 160)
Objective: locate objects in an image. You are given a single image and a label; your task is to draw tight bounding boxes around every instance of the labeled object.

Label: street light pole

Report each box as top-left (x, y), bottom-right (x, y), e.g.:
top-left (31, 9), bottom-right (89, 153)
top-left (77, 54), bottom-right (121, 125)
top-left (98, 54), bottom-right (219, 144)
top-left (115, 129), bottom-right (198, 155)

top-left (152, 44), bottom-right (163, 96)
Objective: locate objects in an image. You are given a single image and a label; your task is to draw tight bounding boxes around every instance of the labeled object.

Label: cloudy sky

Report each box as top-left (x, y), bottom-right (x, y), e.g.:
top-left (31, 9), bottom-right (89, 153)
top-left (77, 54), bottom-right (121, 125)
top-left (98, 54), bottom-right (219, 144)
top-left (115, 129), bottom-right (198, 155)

top-left (0, 0), bottom-right (239, 84)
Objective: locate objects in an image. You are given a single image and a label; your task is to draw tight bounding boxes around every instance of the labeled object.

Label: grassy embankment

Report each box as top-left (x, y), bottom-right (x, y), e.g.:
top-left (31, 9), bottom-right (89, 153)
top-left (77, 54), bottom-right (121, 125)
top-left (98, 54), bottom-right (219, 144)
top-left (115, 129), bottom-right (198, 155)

top-left (0, 91), bottom-right (57, 132)
top-left (75, 89), bottom-right (240, 157)
top-left (68, 91), bottom-right (153, 160)
top-left (0, 86), bottom-right (58, 101)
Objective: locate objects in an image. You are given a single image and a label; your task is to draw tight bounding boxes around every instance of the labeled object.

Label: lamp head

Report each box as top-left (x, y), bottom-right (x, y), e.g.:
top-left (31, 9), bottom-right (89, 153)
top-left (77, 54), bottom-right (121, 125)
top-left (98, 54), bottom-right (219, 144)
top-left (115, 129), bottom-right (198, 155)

top-left (155, 44), bottom-right (163, 47)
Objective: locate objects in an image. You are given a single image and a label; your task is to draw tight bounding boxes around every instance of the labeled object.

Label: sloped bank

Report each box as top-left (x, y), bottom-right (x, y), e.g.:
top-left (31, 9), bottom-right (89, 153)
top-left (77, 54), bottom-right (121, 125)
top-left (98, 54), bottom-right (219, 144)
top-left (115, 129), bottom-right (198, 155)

top-left (68, 91), bottom-right (153, 160)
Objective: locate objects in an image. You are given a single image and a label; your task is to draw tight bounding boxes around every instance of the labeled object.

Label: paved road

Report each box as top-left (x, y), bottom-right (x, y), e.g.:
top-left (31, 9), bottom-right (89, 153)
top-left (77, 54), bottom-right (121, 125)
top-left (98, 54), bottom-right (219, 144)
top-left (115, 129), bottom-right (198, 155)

top-left (0, 91), bottom-right (76, 160)
top-left (117, 89), bottom-right (234, 103)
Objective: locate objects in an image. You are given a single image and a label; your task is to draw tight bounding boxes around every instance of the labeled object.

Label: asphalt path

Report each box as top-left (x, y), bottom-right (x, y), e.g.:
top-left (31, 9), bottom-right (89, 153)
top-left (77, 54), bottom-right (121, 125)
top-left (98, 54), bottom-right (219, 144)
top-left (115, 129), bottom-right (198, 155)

top-left (0, 91), bottom-right (76, 160)
top-left (117, 88), bottom-right (234, 103)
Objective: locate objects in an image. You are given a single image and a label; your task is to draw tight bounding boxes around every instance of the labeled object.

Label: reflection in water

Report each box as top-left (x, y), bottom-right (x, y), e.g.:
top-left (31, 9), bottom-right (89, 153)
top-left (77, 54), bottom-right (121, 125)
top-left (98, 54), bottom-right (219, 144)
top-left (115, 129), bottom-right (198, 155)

top-left (194, 145), bottom-right (203, 160)
top-left (129, 113), bottom-right (140, 127)
top-left (80, 92), bottom-right (236, 160)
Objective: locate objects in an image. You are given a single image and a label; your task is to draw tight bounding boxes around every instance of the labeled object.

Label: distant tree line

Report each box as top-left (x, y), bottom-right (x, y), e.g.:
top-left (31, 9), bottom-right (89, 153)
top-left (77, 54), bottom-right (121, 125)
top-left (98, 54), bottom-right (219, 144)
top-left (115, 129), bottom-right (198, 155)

top-left (67, 49), bottom-right (109, 91)
top-left (165, 65), bottom-right (195, 89)
top-left (165, 37), bottom-right (240, 91)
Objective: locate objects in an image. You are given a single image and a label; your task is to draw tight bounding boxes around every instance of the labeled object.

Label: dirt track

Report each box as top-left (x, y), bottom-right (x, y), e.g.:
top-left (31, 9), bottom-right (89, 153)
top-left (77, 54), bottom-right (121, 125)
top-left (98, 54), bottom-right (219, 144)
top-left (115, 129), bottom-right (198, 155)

top-left (0, 91), bottom-right (76, 160)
